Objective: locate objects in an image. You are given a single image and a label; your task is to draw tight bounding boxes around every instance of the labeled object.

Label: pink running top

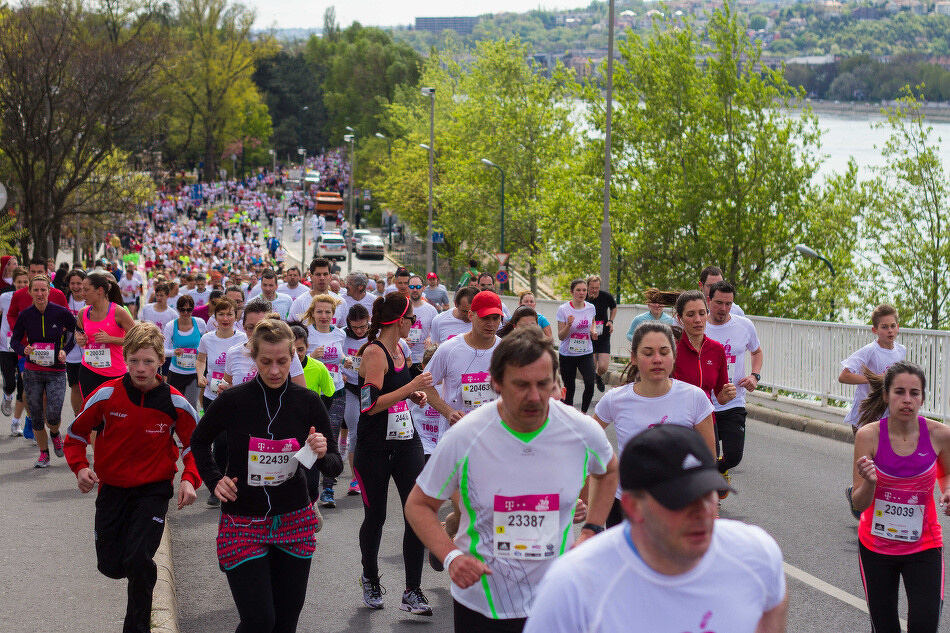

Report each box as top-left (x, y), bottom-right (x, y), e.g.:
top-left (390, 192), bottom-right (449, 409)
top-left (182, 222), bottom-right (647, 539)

top-left (79, 303), bottom-right (127, 377)
top-left (859, 416), bottom-right (942, 555)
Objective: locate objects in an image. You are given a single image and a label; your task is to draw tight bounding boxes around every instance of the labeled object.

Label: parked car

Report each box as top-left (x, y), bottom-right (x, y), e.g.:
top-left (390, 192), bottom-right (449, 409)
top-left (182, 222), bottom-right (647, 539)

top-left (318, 234), bottom-right (347, 261)
top-left (350, 228), bottom-right (371, 248)
top-left (355, 235), bottom-right (385, 260)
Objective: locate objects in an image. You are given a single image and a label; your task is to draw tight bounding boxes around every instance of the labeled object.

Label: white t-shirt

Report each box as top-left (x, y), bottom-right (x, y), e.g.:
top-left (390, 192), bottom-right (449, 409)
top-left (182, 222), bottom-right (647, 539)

top-left (197, 330), bottom-right (247, 400)
top-left (334, 293), bottom-right (377, 328)
top-left (260, 292), bottom-right (293, 320)
top-left (556, 301), bottom-right (596, 356)
top-left (342, 333), bottom-right (367, 385)
top-left (118, 273), bottom-right (144, 304)
top-left (0, 292), bottom-right (14, 353)
top-left (704, 315), bottom-right (760, 411)
top-left (430, 309), bottom-right (471, 344)
top-left (841, 340), bottom-right (907, 427)
top-left (223, 341), bottom-right (303, 385)
top-left (732, 303), bottom-right (746, 317)
top-left (139, 303), bottom-right (178, 333)
top-left (186, 287), bottom-right (212, 307)
top-left (289, 290), bottom-right (342, 325)
top-left (411, 398), bottom-right (444, 455)
top-left (523, 520), bottom-right (785, 633)
top-left (594, 380), bottom-right (713, 498)
top-left (306, 327), bottom-right (346, 390)
top-left (426, 334), bottom-right (501, 415)
top-left (407, 301), bottom-right (438, 363)
top-left (416, 399), bottom-right (614, 620)
top-left (277, 283), bottom-right (309, 300)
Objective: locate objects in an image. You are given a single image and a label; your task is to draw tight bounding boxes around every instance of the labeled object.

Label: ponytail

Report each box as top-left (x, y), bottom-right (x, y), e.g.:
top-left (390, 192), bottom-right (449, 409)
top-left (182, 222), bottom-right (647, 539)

top-left (857, 361), bottom-right (927, 428)
top-left (358, 292), bottom-right (410, 355)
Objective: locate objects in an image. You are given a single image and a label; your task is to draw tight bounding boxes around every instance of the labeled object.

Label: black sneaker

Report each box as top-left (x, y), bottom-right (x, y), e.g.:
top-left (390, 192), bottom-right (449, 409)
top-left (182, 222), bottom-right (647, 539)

top-left (360, 575), bottom-right (386, 610)
top-left (400, 587), bottom-right (433, 616)
top-left (595, 374), bottom-right (605, 392)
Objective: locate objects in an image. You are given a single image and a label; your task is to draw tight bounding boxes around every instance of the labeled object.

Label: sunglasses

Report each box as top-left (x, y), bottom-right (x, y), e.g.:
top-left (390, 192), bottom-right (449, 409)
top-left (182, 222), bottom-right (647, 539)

top-left (403, 315), bottom-right (417, 325)
top-left (179, 307), bottom-right (193, 312)
top-left (408, 285), bottom-right (423, 290)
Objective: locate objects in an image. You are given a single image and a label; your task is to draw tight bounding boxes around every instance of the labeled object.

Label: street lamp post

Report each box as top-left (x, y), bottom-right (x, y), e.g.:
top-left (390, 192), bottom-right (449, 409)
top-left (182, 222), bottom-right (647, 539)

top-left (422, 87), bottom-right (435, 274)
top-left (374, 132), bottom-right (392, 158)
top-left (298, 147), bottom-right (307, 266)
top-left (795, 244), bottom-right (836, 321)
top-left (600, 0), bottom-right (616, 290)
top-left (268, 149), bottom-right (276, 174)
top-left (345, 128), bottom-right (356, 270)
top-left (480, 158), bottom-right (506, 290)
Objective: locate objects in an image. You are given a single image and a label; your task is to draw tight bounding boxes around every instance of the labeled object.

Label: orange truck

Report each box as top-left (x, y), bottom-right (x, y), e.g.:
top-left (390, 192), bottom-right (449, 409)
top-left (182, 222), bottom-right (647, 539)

top-left (315, 191), bottom-right (345, 220)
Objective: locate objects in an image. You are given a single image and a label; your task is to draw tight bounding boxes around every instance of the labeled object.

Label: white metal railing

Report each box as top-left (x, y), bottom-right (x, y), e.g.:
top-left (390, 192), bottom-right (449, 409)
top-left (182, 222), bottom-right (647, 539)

top-left (498, 296), bottom-right (950, 422)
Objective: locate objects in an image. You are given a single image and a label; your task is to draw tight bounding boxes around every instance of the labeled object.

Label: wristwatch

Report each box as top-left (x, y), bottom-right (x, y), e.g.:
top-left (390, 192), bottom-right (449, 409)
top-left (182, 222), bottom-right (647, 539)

top-left (581, 523), bottom-right (605, 534)
top-left (751, 373), bottom-right (761, 381)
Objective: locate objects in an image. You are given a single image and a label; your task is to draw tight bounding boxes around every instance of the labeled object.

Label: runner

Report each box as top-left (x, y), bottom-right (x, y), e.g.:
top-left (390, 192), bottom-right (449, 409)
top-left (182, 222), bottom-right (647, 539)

top-left (224, 285), bottom-right (246, 333)
top-left (586, 275), bottom-right (617, 392)
top-left (594, 322), bottom-right (716, 527)
top-left (850, 361), bottom-right (950, 633)
top-left (626, 290), bottom-right (677, 342)
top-left (406, 274), bottom-right (438, 377)
top-left (64, 322), bottom-right (199, 633)
top-left (223, 298), bottom-right (307, 392)
top-left (254, 270), bottom-right (293, 320)
top-left (191, 318), bottom-right (342, 633)
top-left (335, 272), bottom-right (377, 327)
top-left (355, 292), bottom-right (433, 615)
top-left (497, 306), bottom-right (541, 337)
top-left (0, 267), bottom-right (29, 432)
top-left (162, 295), bottom-right (207, 412)
top-left (278, 266), bottom-right (309, 301)
top-left (0, 254), bottom-right (17, 293)
top-left (289, 257), bottom-right (340, 324)
top-left (392, 267), bottom-right (411, 297)
top-left (11, 275), bottom-right (77, 467)
top-left (518, 291), bottom-right (552, 337)
top-left (523, 424), bottom-right (785, 633)
top-left (704, 280), bottom-right (762, 488)
top-left (556, 279), bottom-right (598, 414)
top-left (430, 286), bottom-right (478, 344)
top-left (699, 265), bottom-right (745, 316)
top-left (5, 257), bottom-right (69, 330)
top-left (186, 273), bottom-right (211, 307)
top-left (476, 273), bottom-right (511, 323)
top-left (64, 269), bottom-right (87, 416)
top-left (341, 303), bottom-right (370, 497)
top-left (117, 262), bottom-right (144, 318)
top-left (423, 272), bottom-right (449, 312)
top-left (405, 326), bottom-right (619, 632)
top-left (75, 272), bottom-right (133, 399)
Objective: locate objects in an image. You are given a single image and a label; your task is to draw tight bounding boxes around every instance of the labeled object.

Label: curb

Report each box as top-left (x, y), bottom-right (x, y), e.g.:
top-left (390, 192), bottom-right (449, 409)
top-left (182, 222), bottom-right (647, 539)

top-left (151, 522), bottom-right (180, 633)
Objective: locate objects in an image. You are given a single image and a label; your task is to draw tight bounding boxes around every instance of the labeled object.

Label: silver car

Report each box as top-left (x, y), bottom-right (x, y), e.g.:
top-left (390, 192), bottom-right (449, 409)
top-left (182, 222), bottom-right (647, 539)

top-left (355, 235), bottom-right (385, 260)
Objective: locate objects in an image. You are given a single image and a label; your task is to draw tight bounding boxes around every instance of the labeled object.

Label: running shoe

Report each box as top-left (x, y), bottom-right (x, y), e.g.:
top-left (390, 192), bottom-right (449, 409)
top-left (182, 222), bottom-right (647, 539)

top-left (348, 479), bottom-right (361, 496)
top-left (339, 436), bottom-right (348, 461)
top-left (9, 421), bottom-right (21, 436)
top-left (400, 587), bottom-right (433, 616)
top-left (846, 486), bottom-right (862, 520)
top-left (718, 471), bottom-right (731, 500)
top-left (360, 575), bottom-right (386, 610)
top-left (22, 418), bottom-right (34, 440)
top-left (1, 394), bottom-right (12, 417)
top-left (312, 502), bottom-right (324, 534)
top-left (320, 487), bottom-right (336, 508)
top-left (50, 435), bottom-right (64, 458)
top-left (34, 451), bottom-right (50, 469)
top-left (595, 374), bottom-right (605, 393)
top-left (207, 494), bottom-right (221, 507)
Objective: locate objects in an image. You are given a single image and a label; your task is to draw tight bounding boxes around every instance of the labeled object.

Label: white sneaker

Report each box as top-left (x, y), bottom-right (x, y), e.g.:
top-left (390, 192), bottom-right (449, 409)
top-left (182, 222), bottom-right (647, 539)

top-left (9, 421), bottom-right (21, 436)
top-left (1, 395), bottom-right (12, 417)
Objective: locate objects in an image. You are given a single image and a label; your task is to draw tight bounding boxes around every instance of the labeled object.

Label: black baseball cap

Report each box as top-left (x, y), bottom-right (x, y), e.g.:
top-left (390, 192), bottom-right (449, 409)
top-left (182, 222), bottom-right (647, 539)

top-left (619, 425), bottom-right (735, 510)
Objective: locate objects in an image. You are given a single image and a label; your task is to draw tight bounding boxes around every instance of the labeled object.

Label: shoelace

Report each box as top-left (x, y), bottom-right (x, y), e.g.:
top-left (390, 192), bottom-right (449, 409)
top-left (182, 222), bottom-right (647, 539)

top-left (364, 577), bottom-right (386, 598)
top-left (405, 588), bottom-right (428, 605)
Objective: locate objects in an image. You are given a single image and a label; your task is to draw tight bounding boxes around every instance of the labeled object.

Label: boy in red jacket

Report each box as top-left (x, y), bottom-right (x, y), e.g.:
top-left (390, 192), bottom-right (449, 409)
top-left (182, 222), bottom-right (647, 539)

top-left (65, 322), bottom-right (200, 633)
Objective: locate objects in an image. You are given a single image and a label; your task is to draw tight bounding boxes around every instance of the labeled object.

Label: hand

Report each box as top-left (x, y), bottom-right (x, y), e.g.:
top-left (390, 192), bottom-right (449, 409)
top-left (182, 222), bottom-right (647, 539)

top-left (306, 426), bottom-right (327, 458)
top-left (197, 375), bottom-right (208, 388)
top-left (75, 331), bottom-right (87, 347)
top-left (409, 390), bottom-right (428, 407)
top-left (738, 374), bottom-right (759, 392)
top-left (174, 348), bottom-right (183, 358)
top-left (93, 330), bottom-right (110, 344)
top-left (77, 467), bottom-right (99, 493)
top-left (448, 554), bottom-right (492, 589)
top-left (214, 476), bottom-right (239, 503)
top-left (718, 383), bottom-right (737, 402)
top-left (448, 409), bottom-right (465, 425)
top-left (216, 380), bottom-right (229, 394)
top-left (311, 346), bottom-right (325, 359)
top-left (941, 492), bottom-right (950, 516)
top-left (410, 371), bottom-right (433, 391)
top-left (58, 350), bottom-right (66, 363)
top-left (606, 321), bottom-right (613, 333)
top-left (572, 498), bottom-right (588, 524)
top-left (343, 357), bottom-right (353, 370)
top-left (177, 480), bottom-right (197, 509)
top-left (24, 345), bottom-right (34, 355)
top-left (591, 330), bottom-right (598, 341)
top-left (567, 315), bottom-right (575, 326)
top-left (856, 455), bottom-right (878, 485)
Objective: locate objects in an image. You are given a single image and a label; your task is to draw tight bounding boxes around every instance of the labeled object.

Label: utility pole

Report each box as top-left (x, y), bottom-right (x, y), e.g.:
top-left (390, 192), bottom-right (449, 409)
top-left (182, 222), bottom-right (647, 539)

top-left (600, 0), bottom-right (616, 290)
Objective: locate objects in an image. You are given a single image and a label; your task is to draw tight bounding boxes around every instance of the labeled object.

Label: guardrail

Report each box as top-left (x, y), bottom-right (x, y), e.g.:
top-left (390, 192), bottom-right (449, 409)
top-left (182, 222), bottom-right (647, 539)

top-left (498, 296), bottom-right (950, 422)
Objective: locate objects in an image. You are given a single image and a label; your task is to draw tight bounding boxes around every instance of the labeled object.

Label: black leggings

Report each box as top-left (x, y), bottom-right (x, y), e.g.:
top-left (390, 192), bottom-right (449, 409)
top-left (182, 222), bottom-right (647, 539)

top-left (79, 365), bottom-right (115, 399)
top-left (354, 443), bottom-right (426, 588)
top-left (0, 351), bottom-right (22, 400)
top-left (859, 543), bottom-right (943, 633)
top-left (225, 547), bottom-right (312, 633)
top-left (559, 353), bottom-right (595, 413)
top-left (715, 407), bottom-right (746, 473)
top-left (454, 599), bottom-right (527, 633)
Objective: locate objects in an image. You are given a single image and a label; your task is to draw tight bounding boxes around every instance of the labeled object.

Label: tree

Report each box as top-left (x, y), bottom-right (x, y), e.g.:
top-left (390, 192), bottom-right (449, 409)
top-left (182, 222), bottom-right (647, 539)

top-left (253, 51), bottom-right (327, 157)
top-left (865, 90), bottom-right (950, 329)
top-left (0, 0), bottom-right (167, 259)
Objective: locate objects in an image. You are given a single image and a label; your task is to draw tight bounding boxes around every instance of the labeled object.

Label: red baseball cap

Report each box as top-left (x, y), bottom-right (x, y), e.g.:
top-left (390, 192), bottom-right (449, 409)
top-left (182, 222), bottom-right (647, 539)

top-left (426, 272), bottom-right (438, 279)
top-left (470, 290), bottom-right (503, 318)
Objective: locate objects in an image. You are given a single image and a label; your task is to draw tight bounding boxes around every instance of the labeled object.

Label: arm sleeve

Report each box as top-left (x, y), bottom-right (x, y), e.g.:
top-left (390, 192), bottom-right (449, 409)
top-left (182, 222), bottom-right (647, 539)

top-left (842, 345), bottom-right (870, 374)
top-left (190, 397), bottom-right (230, 492)
top-left (746, 320), bottom-right (761, 353)
top-left (593, 390), bottom-right (613, 425)
top-left (64, 390), bottom-right (107, 474)
top-left (61, 310), bottom-right (77, 355)
top-left (318, 363), bottom-right (335, 397)
top-left (163, 322), bottom-right (176, 356)
top-left (715, 346), bottom-right (729, 391)
top-left (583, 416), bottom-right (612, 475)
top-left (416, 430), bottom-right (464, 500)
top-left (10, 313), bottom-right (25, 356)
top-left (692, 388), bottom-right (715, 423)
top-left (196, 318), bottom-right (207, 335)
top-left (172, 402), bottom-right (203, 489)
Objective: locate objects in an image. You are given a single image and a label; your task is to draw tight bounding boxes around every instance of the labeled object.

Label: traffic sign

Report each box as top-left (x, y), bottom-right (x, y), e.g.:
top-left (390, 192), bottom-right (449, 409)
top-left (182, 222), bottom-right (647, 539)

top-left (494, 252), bottom-right (509, 266)
top-left (496, 270), bottom-right (509, 284)
top-left (432, 231), bottom-right (445, 244)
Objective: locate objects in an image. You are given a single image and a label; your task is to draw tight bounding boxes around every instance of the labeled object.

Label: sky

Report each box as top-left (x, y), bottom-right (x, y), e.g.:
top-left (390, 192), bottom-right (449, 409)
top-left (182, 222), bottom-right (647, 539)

top-left (248, 1), bottom-right (585, 30)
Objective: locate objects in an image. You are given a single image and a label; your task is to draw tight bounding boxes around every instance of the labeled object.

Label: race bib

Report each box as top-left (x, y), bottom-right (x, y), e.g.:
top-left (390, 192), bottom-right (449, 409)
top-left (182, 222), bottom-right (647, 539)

top-left (31, 343), bottom-right (55, 366)
top-left (724, 345), bottom-right (737, 382)
top-left (83, 343), bottom-right (111, 369)
top-left (416, 406), bottom-right (442, 444)
top-left (210, 371), bottom-right (226, 393)
top-left (387, 400), bottom-right (414, 440)
top-left (247, 436), bottom-right (300, 486)
top-left (407, 323), bottom-right (422, 344)
top-left (461, 372), bottom-right (495, 412)
top-left (568, 334), bottom-right (590, 354)
top-left (872, 490), bottom-right (925, 542)
top-left (347, 349), bottom-right (362, 371)
top-left (325, 363), bottom-right (340, 382)
top-left (493, 493), bottom-right (560, 560)
top-left (594, 321), bottom-right (604, 335)
top-left (178, 348), bottom-right (197, 369)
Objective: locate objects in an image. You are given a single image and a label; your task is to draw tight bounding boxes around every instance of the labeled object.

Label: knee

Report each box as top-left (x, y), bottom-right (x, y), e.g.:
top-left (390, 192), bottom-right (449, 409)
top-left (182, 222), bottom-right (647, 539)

top-left (123, 550), bottom-right (157, 580)
top-left (30, 416), bottom-right (44, 431)
top-left (97, 557), bottom-right (125, 580)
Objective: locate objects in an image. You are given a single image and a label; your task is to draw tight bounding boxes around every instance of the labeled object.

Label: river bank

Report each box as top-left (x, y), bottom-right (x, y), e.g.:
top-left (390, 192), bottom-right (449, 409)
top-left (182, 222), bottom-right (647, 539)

top-left (785, 98), bottom-right (950, 122)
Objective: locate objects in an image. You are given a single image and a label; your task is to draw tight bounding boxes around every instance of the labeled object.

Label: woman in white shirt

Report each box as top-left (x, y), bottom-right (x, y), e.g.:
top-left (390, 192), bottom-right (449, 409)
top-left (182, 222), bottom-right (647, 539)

top-left (593, 322), bottom-right (716, 527)
top-left (556, 279), bottom-right (598, 413)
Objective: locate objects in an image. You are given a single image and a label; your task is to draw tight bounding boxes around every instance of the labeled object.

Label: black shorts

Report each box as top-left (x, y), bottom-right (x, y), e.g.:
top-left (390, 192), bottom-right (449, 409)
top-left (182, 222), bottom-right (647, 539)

top-left (78, 365), bottom-right (115, 399)
top-left (592, 333), bottom-right (611, 354)
top-left (125, 298), bottom-right (139, 311)
top-left (66, 362), bottom-right (81, 387)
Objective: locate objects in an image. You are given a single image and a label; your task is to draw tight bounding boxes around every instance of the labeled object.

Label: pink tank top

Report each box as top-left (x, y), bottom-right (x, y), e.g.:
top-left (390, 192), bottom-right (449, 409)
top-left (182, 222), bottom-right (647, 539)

top-left (858, 416), bottom-right (942, 554)
top-left (80, 303), bottom-right (127, 376)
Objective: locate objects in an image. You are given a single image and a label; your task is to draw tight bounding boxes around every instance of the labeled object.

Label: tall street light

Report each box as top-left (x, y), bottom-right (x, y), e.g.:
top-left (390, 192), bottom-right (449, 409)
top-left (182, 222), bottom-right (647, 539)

top-left (297, 147), bottom-right (308, 266)
top-left (344, 131), bottom-right (356, 269)
top-left (375, 132), bottom-right (392, 158)
top-left (422, 87), bottom-right (436, 274)
top-left (480, 158), bottom-right (507, 290)
top-left (600, 0), bottom-right (617, 290)
top-left (795, 244), bottom-right (836, 321)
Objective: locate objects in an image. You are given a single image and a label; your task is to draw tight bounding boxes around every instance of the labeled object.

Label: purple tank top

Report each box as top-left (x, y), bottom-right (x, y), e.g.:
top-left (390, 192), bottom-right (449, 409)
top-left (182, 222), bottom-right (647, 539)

top-left (875, 417), bottom-right (936, 478)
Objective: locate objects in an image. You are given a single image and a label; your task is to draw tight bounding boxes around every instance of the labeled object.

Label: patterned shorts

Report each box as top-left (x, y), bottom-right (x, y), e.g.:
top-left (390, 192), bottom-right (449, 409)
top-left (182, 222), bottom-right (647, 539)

top-left (216, 505), bottom-right (319, 570)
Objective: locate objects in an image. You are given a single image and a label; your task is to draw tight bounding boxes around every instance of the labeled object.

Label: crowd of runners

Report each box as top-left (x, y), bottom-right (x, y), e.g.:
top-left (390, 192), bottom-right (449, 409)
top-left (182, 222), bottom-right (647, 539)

top-left (1, 158), bottom-right (948, 633)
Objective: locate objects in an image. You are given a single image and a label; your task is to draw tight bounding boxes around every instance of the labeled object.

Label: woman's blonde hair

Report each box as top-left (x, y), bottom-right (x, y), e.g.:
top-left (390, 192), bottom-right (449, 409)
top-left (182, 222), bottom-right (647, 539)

top-left (249, 318), bottom-right (294, 359)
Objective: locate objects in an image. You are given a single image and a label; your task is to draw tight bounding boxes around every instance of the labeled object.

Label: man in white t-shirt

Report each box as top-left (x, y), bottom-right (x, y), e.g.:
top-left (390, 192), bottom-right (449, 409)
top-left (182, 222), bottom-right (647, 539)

top-left (277, 266), bottom-right (309, 300)
top-left (405, 274), bottom-right (438, 375)
top-left (186, 273), bottom-right (212, 307)
top-left (523, 424), bottom-right (786, 633)
top-left (406, 327), bottom-right (618, 633)
top-left (704, 281), bottom-right (762, 493)
top-left (289, 257), bottom-right (341, 322)
top-left (256, 270), bottom-right (293, 320)
top-left (699, 265), bottom-right (745, 316)
top-left (118, 263), bottom-right (145, 318)
top-left (430, 286), bottom-right (478, 344)
top-left (333, 272), bottom-right (376, 326)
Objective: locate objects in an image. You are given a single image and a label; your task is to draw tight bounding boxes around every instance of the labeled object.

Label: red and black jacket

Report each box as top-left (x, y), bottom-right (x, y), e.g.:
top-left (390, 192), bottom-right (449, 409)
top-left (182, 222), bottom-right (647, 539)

top-left (673, 332), bottom-right (729, 404)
